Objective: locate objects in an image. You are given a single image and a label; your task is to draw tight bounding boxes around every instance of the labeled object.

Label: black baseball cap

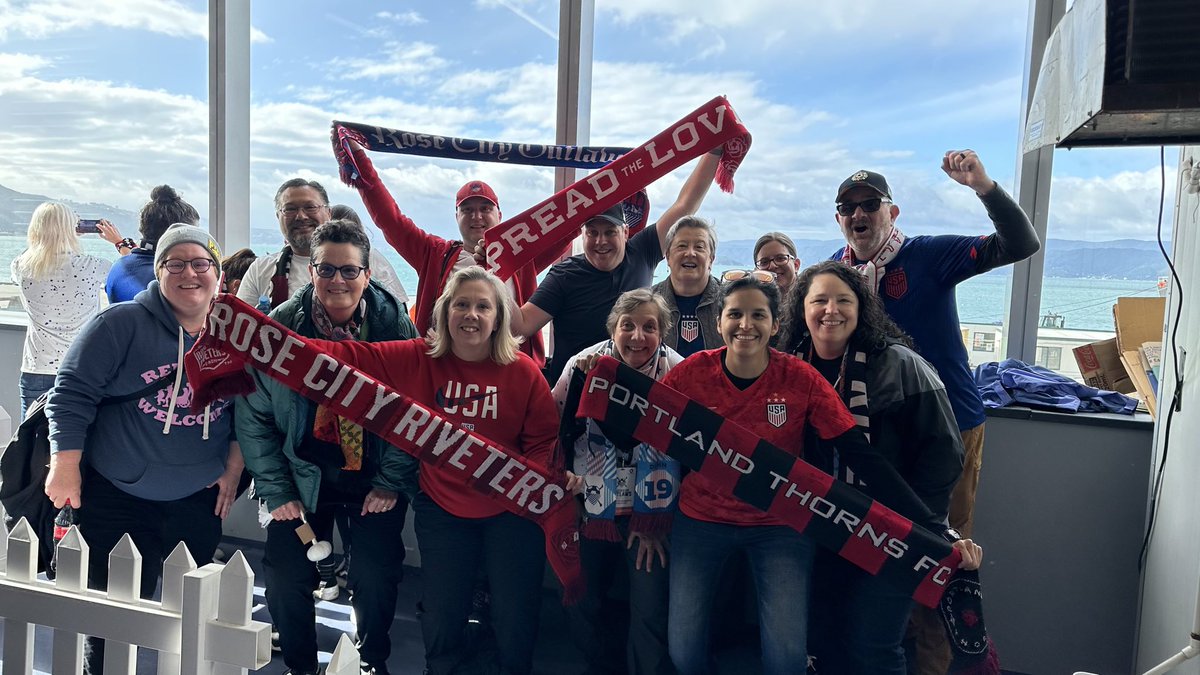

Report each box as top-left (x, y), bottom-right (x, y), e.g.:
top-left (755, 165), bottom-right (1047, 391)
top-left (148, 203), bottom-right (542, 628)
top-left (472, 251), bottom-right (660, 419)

top-left (836, 170), bottom-right (892, 202)
top-left (588, 203), bottom-right (626, 227)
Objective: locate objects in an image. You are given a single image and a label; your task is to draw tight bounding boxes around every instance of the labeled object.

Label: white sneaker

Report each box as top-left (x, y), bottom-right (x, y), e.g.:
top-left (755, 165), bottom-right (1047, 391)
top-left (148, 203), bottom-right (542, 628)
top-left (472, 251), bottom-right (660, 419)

top-left (313, 579), bottom-right (340, 601)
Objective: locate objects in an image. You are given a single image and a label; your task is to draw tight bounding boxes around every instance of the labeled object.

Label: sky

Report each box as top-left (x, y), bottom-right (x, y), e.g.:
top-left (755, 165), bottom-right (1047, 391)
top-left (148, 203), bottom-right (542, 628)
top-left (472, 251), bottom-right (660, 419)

top-left (0, 0), bottom-right (1182, 249)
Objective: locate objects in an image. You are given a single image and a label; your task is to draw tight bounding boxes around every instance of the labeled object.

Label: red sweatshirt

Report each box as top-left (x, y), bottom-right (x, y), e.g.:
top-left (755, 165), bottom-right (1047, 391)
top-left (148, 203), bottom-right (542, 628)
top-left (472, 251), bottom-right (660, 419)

top-left (351, 148), bottom-right (570, 367)
top-left (661, 348), bottom-right (855, 526)
top-left (312, 337), bottom-right (560, 519)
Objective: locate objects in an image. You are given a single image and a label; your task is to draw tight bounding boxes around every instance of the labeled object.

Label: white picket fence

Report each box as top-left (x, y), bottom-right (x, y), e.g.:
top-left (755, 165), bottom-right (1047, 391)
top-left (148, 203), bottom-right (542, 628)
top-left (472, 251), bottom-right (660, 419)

top-left (0, 517), bottom-right (287, 675)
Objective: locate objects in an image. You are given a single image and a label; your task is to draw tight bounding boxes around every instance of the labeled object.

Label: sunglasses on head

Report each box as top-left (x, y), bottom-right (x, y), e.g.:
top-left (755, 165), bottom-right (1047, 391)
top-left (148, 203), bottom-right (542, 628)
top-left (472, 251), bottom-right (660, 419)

top-left (721, 269), bottom-right (777, 284)
top-left (836, 197), bottom-right (890, 217)
top-left (311, 262), bottom-right (367, 280)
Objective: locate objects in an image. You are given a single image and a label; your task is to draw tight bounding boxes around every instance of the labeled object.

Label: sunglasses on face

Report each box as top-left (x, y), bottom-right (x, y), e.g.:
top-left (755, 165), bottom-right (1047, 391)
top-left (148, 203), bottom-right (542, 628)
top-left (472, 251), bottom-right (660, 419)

top-left (754, 253), bottom-right (795, 270)
top-left (161, 258), bottom-right (214, 274)
top-left (836, 198), bottom-right (891, 217)
top-left (311, 263), bottom-right (367, 280)
top-left (721, 269), bottom-right (777, 284)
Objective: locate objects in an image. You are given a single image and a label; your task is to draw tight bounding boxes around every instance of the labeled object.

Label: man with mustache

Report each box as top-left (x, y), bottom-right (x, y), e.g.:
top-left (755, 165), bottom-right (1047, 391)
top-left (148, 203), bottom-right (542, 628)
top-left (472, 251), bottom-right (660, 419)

top-left (828, 150), bottom-right (1039, 674)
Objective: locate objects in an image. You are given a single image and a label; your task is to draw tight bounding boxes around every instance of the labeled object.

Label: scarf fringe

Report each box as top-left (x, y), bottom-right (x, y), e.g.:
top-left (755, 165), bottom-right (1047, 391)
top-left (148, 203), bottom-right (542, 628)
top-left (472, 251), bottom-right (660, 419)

top-left (333, 124), bottom-right (371, 189)
top-left (582, 519), bottom-right (622, 542)
top-left (950, 638), bottom-right (1000, 675)
top-left (629, 512), bottom-right (673, 537)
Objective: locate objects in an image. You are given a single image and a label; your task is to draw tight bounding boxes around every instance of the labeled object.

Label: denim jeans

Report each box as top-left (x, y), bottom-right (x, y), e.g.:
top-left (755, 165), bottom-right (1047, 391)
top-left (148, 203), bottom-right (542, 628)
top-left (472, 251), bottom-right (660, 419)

top-left (264, 497), bottom-right (408, 674)
top-left (19, 371), bottom-right (56, 418)
top-left (413, 493), bottom-right (545, 675)
top-left (809, 550), bottom-right (913, 675)
top-left (668, 513), bottom-right (815, 675)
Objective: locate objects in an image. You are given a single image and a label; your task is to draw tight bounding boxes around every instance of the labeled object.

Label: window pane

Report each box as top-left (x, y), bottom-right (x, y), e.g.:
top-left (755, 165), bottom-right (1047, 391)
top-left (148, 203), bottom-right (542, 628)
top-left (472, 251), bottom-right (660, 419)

top-left (249, 1), bottom-right (561, 301)
top-left (0, 0), bottom-right (209, 315)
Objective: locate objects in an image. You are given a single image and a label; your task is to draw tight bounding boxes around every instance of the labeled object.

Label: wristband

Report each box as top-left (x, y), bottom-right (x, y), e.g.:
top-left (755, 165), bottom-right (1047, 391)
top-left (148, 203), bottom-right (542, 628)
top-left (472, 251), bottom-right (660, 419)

top-left (116, 238), bottom-right (136, 251)
top-left (942, 527), bottom-right (963, 543)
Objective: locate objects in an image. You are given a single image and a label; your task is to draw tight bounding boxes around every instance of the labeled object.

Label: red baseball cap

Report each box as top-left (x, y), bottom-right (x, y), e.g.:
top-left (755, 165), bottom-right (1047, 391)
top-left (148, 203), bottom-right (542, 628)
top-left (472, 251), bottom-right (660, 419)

top-left (455, 180), bottom-right (499, 209)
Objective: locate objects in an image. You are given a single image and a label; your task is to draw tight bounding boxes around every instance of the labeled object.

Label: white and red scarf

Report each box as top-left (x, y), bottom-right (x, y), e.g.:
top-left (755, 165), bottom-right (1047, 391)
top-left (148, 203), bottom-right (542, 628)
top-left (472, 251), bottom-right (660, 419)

top-left (844, 226), bottom-right (906, 292)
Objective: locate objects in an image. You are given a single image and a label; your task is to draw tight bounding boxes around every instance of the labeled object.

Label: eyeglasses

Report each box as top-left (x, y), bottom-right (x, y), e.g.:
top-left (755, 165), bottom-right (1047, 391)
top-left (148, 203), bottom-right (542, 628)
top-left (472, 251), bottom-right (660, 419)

top-left (278, 204), bottom-right (327, 217)
top-left (836, 198), bottom-right (890, 217)
top-left (754, 253), bottom-right (795, 270)
top-left (161, 258), bottom-right (214, 274)
top-left (721, 269), bottom-right (776, 284)
top-left (312, 262), bottom-right (367, 280)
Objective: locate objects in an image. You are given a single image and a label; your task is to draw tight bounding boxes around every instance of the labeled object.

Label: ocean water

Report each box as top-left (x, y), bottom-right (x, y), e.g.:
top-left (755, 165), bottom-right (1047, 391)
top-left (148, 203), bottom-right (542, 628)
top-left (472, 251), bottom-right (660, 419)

top-left (0, 234), bottom-right (1160, 333)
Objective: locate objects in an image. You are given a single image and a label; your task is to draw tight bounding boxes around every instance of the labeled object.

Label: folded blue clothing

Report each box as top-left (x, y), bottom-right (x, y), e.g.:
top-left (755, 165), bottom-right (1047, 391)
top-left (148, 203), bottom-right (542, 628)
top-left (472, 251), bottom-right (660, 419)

top-left (974, 359), bottom-right (1138, 415)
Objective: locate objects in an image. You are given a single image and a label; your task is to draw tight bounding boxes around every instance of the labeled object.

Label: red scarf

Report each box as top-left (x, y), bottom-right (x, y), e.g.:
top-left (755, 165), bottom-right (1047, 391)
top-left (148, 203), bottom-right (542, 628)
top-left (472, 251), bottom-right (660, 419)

top-left (183, 295), bottom-right (583, 602)
top-left (483, 95), bottom-right (751, 280)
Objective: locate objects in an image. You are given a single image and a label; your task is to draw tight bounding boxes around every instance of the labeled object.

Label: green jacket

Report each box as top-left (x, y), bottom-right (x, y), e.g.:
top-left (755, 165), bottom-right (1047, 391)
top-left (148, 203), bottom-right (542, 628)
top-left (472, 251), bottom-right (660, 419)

top-left (236, 280), bottom-right (419, 512)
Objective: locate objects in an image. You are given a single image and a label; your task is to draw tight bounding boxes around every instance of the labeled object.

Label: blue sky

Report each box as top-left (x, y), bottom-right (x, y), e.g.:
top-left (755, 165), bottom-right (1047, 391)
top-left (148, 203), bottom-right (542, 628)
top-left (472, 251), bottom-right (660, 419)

top-left (0, 0), bottom-right (1180, 248)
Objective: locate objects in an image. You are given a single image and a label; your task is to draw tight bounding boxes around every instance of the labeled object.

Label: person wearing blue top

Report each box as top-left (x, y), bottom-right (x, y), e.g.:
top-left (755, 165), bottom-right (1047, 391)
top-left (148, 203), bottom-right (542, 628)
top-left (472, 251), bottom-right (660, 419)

top-left (46, 224), bottom-right (243, 674)
top-left (827, 150), bottom-right (1039, 674)
top-left (106, 184), bottom-right (200, 303)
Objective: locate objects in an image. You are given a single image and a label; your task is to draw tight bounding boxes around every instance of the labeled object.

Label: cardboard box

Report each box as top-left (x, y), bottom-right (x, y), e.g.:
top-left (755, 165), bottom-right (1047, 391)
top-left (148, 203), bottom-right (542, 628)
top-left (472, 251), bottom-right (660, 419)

top-left (1113, 297), bottom-right (1166, 418)
top-left (1073, 338), bottom-right (1135, 394)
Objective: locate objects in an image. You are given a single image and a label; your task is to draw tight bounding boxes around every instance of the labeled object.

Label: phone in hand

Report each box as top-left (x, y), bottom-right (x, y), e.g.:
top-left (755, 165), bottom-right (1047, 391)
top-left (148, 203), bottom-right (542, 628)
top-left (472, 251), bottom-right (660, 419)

top-left (75, 219), bottom-right (102, 234)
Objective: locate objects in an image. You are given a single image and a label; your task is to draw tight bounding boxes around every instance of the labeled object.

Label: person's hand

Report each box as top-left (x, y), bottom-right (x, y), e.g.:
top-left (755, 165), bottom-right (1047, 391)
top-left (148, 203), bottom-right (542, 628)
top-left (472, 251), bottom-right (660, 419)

top-left (45, 450), bottom-right (83, 509)
top-left (578, 353), bottom-right (604, 373)
top-left (942, 150), bottom-right (994, 195)
top-left (208, 466), bottom-right (242, 519)
top-left (953, 538), bottom-right (984, 570)
top-left (628, 530), bottom-right (669, 573)
top-left (95, 219), bottom-right (124, 245)
top-left (472, 240), bottom-right (488, 267)
top-left (346, 136), bottom-right (366, 153)
top-left (564, 471), bottom-right (585, 495)
top-left (271, 500), bottom-right (304, 522)
top-left (362, 488), bottom-right (399, 516)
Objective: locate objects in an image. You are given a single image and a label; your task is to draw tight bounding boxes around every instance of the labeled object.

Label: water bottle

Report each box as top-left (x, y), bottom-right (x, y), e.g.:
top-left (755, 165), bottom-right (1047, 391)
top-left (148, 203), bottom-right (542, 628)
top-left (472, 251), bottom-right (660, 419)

top-left (257, 294), bottom-right (271, 313)
top-left (51, 504), bottom-right (75, 576)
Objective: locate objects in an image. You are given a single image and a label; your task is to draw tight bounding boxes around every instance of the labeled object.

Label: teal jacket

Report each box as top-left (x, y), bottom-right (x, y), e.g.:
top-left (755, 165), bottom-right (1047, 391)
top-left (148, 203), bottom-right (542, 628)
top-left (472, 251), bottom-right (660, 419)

top-left (236, 280), bottom-right (419, 512)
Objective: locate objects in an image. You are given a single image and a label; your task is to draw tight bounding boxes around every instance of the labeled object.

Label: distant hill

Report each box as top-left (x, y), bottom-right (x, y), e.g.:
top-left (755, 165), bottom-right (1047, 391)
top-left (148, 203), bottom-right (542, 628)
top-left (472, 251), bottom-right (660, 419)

top-left (0, 182), bottom-right (1174, 280)
top-left (718, 237), bottom-right (1171, 281)
top-left (0, 183), bottom-right (137, 233)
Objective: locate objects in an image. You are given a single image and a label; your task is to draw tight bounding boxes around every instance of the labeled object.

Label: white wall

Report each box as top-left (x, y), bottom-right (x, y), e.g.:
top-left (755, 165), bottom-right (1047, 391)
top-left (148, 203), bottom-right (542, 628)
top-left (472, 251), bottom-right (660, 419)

top-left (1136, 146), bottom-right (1200, 672)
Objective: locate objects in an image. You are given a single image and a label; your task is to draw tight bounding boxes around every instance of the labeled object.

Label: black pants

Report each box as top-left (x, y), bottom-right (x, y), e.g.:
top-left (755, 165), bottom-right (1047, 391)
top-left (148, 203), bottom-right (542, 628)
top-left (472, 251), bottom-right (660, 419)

top-left (264, 497), bottom-right (408, 673)
top-left (413, 493), bottom-right (545, 675)
top-left (567, 519), bottom-right (674, 675)
top-left (79, 469), bottom-right (222, 675)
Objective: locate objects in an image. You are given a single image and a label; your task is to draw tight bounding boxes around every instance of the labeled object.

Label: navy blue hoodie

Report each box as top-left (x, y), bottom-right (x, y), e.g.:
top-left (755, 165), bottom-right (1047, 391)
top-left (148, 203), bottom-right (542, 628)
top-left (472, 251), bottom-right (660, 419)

top-left (48, 281), bottom-right (234, 500)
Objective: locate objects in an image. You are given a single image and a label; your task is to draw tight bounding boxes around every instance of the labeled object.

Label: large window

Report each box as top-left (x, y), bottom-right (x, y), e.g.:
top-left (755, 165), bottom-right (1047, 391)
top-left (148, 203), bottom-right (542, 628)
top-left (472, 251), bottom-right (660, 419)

top-left (0, 0), bottom-right (209, 314)
top-left (248, 1), bottom-right (562, 301)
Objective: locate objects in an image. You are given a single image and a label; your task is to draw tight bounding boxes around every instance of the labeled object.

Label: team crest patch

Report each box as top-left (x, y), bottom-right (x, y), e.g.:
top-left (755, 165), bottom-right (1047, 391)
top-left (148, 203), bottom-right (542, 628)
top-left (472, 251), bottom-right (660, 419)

top-left (680, 319), bottom-right (699, 343)
top-left (193, 345), bottom-right (232, 372)
top-left (766, 395), bottom-right (788, 428)
top-left (883, 269), bottom-right (908, 300)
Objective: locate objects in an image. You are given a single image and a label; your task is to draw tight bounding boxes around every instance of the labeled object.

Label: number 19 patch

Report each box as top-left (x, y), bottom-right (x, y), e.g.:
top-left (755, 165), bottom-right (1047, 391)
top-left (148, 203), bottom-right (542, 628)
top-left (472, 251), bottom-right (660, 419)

top-left (634, 461), bottom-right (681, 513)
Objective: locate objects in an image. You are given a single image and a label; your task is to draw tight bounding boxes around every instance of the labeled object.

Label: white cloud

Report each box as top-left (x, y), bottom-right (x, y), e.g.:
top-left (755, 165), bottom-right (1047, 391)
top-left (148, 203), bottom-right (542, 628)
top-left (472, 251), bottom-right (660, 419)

top-left (376, 10), bottom-right (426, 25)
top-left (0, 0), bottom-right (270, 43)
top-left (328, 42), bottom-right (449, 84)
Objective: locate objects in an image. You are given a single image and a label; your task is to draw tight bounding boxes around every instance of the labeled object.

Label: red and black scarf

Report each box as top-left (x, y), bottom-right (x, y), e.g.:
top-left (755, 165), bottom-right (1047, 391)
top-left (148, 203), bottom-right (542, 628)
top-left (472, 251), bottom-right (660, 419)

top-left (577, 357), bottom-right (998, 670)
top-left (183, 295), bottom-right (584, 602)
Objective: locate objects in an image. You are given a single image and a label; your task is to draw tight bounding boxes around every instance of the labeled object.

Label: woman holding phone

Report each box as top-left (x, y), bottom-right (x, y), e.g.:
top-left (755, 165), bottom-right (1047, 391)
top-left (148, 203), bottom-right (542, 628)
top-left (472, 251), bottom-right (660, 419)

top-left (10, 201), bottom-right (112, 414)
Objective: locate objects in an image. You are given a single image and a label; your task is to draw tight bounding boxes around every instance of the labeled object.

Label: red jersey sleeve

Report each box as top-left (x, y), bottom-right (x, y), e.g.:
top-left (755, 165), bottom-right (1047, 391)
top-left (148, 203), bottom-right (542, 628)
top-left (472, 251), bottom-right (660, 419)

top-left (351, 148), bottom-right (448, 271)
top-left (517, 359), bottom-right (560, 469)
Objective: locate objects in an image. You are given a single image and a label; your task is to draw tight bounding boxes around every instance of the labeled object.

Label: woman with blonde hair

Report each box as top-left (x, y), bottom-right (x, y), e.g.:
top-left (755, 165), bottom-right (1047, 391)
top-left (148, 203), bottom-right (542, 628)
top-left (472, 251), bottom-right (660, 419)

top-left (10, 201), bottom-right (112, 414)
top-left (240, 266), bottom-right (559, 675)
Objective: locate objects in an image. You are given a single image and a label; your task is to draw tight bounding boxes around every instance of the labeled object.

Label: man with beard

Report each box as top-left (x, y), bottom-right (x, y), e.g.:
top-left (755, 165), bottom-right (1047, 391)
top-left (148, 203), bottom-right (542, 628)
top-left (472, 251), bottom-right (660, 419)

top-left (650, 215), bottom-right (723, 356)
top-left (237, 178), bottom-right (409, 311)
top-left (828, 150), bottom-right (1039, 674)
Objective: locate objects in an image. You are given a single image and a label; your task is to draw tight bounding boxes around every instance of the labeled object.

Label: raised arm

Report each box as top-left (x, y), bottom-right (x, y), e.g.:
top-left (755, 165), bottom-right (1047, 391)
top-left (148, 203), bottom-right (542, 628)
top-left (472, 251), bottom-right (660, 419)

top-left (654, 152), bottom-right (722, 253)
top-left (347, 140), bottom-right (447, 270)
top-left (942, 149), bottom-right (1040, 273)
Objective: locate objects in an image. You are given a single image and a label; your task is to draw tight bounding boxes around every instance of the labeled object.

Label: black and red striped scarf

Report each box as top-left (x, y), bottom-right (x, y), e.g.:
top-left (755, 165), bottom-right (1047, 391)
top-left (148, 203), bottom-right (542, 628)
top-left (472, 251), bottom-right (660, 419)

top-left (183, 295), bottom-right (584, 602)
top-left (577, 356), bottom-right (998, 670)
